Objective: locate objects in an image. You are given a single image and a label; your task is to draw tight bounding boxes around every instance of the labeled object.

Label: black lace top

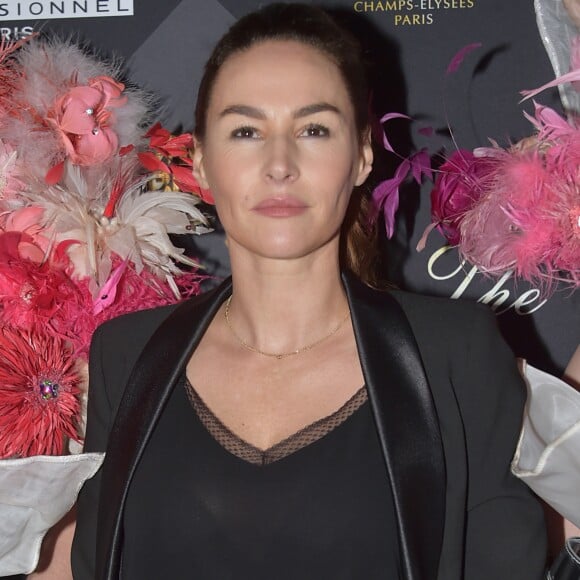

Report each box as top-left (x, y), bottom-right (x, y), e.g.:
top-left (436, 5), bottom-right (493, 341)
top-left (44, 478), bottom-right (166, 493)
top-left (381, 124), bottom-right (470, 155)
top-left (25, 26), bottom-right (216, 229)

top-left (122, 377), bottom-right (400, 579)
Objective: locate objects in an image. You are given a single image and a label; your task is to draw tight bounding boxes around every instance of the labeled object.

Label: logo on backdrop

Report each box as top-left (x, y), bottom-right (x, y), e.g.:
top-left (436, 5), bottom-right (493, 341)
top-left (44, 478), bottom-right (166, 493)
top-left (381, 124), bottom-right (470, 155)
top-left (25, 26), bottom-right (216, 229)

top-left (427, 245), bottom-right (548, 315)
top-left (0, 0), bottom-right (133, 21)
top-left (352, 0), bottom-right (475, 26)
top-left (0, 24), bottom-right (31, 38)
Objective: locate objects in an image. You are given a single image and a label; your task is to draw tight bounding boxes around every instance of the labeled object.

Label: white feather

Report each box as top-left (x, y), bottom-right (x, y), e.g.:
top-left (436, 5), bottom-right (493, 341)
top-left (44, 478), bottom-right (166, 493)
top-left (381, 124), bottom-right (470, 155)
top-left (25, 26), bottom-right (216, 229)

top-left (28, 164), bottom-right (210, 293)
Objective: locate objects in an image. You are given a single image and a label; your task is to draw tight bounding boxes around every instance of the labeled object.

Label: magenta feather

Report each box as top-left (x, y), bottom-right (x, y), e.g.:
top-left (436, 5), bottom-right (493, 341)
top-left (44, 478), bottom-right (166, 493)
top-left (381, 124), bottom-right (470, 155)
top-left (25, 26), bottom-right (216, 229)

top-left (446, 43), bottom-right (482, 75)
top-left (371, 114), bottom-right (433, 238)
top-left (378, 112), bottom-right (411, 153)
top-left (371, 159), bottom-right (409, 238)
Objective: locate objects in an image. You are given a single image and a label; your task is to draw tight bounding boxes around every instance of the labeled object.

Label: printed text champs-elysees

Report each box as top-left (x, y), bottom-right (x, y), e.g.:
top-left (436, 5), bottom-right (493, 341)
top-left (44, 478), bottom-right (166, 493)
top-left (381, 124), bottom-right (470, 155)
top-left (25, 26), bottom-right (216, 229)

top-left (353, 0), bottom-right (475, 26)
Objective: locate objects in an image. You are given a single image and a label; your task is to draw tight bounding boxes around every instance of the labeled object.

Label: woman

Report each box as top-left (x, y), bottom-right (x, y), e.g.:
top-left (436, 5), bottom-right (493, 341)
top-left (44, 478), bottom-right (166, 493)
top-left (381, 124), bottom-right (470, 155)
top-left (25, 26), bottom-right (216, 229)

top-left (70, 4), bottom-right (546, 579)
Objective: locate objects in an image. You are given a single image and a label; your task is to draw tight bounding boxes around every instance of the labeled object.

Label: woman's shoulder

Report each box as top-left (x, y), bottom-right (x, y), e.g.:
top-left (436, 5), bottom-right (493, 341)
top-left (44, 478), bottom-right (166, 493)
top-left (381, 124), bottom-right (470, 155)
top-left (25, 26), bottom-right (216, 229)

top-left (387, 287), bottom-right (495, 336)
top-left (388, 286), bottom-right (486, 313)
top-left (384, 288), bottom-right (519, 403)
top-left (346, 273), bottom-right (491, 333)
top-left (345, 275), bottom-right (497, 357)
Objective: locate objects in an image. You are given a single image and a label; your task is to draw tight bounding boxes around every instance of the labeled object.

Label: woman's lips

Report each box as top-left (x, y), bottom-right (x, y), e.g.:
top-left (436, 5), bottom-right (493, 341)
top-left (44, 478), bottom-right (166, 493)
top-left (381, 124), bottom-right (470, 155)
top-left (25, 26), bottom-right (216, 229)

top-left (252, 196), bottom-right (308, 217)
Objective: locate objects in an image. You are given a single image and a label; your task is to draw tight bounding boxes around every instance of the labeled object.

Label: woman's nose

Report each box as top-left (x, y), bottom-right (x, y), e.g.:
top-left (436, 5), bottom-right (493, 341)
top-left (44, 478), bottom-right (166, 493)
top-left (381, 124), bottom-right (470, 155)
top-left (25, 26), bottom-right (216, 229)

top-left (263, 136), bottom-right (299, 183)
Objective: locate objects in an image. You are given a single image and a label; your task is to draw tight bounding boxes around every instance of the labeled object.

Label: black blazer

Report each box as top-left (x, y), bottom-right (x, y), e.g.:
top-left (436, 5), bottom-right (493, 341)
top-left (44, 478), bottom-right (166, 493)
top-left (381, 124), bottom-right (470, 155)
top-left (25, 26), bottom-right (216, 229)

top-left (72, 272), bottom-right (546, 580)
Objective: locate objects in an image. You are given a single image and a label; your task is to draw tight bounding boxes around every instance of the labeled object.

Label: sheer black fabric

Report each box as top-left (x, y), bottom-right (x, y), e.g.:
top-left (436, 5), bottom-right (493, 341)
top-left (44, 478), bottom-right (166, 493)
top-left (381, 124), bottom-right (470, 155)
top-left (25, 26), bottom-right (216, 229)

top-left (185, 379), bottom-right (370, 466)
top-left (122, 378), bottom-right (400, 579)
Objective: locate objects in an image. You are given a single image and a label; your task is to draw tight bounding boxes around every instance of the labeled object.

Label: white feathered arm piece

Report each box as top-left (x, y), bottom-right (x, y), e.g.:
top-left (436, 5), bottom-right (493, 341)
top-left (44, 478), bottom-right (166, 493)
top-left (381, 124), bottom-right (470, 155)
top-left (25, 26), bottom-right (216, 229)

top-left (512, 361), bottom-right (580, 528)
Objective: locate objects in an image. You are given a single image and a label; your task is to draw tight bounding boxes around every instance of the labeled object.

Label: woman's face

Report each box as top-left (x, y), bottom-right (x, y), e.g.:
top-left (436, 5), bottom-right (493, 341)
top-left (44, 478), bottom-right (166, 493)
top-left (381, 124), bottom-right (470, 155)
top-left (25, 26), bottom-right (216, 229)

top-left (194, 40), bottom-right (373, 263)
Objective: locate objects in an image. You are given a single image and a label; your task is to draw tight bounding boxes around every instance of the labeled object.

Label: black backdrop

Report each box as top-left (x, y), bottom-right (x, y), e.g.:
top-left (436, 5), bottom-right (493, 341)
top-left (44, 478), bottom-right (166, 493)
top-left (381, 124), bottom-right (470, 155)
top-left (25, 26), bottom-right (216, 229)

top-left (1, 0), bottom-right (578, 374)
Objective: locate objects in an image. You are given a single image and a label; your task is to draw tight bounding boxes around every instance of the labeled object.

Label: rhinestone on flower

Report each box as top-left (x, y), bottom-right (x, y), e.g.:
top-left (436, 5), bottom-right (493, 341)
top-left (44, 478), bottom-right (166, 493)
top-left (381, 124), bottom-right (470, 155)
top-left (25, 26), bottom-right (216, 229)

top-left (39, 379), bottom-right (59, 400)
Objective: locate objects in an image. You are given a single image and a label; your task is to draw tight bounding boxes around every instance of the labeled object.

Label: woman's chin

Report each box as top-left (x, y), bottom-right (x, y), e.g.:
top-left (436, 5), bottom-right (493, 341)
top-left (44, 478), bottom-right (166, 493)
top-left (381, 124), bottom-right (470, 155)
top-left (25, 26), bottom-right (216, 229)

top-left (229, 236), bottom-right (339, 266)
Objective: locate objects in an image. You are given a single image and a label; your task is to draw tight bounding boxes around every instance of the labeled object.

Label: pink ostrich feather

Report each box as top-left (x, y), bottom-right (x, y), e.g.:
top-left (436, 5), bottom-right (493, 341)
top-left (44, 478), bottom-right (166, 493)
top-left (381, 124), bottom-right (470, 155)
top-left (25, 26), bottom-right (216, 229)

top-left (92, 263), bottom-right (206, 326)
top-left (544, 139), bottom-right (580, 280)
top-left (459, 151), bottom-right (548, 272)
top-left (0, 326), bottom-right (82, 458)
top-left (459, 145), bottom-right (579, 289)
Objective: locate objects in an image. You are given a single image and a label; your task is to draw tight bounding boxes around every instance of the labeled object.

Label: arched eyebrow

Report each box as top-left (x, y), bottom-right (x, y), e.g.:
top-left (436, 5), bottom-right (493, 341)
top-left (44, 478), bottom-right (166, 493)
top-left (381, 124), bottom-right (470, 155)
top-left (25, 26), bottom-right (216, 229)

top-left (293, 102), bottom-right (341, 118)
top-left (219, 102), bottom-right (341, 120)
top-left (219, 105), bottom-right (266, 120)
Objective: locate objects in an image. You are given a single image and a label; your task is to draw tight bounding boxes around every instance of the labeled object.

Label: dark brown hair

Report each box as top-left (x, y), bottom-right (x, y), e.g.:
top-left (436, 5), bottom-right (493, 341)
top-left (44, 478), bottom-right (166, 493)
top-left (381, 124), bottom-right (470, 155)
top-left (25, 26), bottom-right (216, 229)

top-left (194, 3), bottom-right (382, 286)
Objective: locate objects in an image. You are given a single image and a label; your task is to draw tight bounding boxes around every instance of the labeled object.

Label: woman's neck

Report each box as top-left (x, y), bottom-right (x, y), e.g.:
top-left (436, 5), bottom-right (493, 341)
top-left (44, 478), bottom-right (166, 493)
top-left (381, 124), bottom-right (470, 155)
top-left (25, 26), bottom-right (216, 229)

top-left (226, 247), bottom-right (349, 356)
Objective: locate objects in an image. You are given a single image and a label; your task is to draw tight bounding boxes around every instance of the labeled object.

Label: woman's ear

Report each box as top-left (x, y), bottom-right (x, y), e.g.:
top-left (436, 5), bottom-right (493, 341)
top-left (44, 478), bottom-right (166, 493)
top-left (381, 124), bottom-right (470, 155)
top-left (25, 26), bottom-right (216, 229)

top-left (192, 138), bottom-right (209, 189)
top-left (355, 128), bottom-right (373, 187)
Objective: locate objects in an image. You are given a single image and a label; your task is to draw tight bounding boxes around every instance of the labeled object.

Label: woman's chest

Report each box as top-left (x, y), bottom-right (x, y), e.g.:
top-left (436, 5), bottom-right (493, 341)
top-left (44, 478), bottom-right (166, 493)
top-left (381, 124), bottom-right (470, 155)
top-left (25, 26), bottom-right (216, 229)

top-left (186, 334), bottom-right (365, 451)
top-left (122, 379), bottom-right (400, 579)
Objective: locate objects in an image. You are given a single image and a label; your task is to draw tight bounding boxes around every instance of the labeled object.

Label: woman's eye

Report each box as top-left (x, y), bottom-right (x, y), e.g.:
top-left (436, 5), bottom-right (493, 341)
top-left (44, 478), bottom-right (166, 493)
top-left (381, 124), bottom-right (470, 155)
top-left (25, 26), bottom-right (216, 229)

top-left (231, 126), bottom-right (259, 139)
top-left (300, 124), bottom-right (330, 138)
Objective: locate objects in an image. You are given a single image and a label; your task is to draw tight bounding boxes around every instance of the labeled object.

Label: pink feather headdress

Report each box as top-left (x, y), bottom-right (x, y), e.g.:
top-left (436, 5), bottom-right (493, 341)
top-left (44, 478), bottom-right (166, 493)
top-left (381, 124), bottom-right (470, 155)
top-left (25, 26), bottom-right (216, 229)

top-left (0, 36), bottom-right (214, 458)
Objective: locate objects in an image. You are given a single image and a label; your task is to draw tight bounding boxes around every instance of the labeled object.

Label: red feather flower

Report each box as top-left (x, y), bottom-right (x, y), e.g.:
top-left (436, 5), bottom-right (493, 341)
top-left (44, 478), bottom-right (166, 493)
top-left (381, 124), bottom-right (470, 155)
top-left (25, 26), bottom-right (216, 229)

top-left (138, 122), bottom-right (214, 204)
top-left (0, 232), bottom-right (91, 335)
top-left (0, 326), bottom-right (81, 458)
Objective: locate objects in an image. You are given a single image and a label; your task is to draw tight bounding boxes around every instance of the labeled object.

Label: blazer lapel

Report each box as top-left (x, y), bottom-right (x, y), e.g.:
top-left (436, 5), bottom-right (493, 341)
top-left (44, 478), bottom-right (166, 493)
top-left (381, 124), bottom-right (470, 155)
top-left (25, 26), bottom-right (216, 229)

top-left (343, 272), bottom-right (446, 580)
top-left (96, 277), bottom-right (233, 580)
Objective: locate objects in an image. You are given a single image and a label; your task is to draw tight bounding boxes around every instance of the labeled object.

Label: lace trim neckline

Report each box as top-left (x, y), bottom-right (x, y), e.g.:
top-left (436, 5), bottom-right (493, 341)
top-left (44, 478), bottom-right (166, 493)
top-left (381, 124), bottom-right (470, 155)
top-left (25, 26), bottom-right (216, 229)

top-left (184, 379), bottom-right (368, 466)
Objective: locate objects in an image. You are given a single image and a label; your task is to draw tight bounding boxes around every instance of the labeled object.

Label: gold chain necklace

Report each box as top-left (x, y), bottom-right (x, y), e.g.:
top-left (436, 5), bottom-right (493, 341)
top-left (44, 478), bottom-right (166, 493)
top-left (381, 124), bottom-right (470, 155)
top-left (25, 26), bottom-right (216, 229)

top-left (223, 296), bottom-right (350, 360)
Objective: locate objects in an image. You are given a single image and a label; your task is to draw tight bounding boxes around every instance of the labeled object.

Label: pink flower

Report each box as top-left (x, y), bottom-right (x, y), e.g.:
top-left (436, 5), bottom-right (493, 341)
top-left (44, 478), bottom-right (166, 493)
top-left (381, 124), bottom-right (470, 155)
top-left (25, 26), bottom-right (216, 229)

top-left (430, 150), bottom-right (495, 245)
top-left (1, 206), bottom-right (50, 262)
top-left (47, 75), bottom-right (127, 168)
top-left (0, 326), bottom-right (81, 457)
